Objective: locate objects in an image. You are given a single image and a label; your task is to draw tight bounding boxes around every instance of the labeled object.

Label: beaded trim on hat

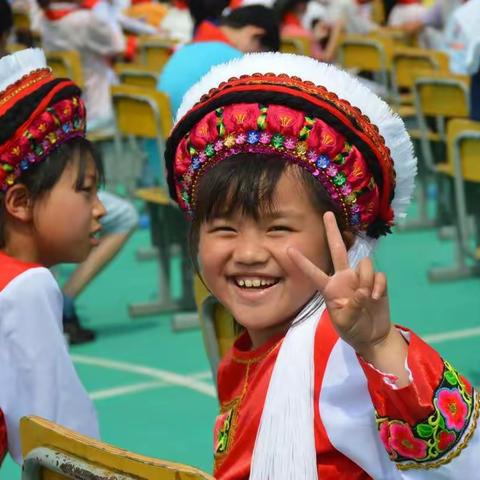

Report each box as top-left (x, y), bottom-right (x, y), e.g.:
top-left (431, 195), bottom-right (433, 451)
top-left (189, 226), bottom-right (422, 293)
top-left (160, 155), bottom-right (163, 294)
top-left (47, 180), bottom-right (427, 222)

top-left (167, 73), bottom-right (398, 238)
top-left (175, 103), bottom-right (381, 232)
top-left (0, 94), bottom-right (86, 192)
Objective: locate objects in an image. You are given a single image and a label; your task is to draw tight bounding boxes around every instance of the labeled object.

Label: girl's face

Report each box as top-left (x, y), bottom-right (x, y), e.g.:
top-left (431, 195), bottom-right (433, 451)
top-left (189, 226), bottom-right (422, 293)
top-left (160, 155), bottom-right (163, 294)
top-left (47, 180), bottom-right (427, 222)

top-left (199, 169), bottom-right (333, 347)
top-left (32, 154), bottom-right (106, 267)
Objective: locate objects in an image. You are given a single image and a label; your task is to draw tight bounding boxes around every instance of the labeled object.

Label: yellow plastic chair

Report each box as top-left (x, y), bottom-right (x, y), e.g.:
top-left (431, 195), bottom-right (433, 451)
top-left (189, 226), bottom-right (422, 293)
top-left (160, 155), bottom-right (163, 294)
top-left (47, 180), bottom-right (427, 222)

top-left (371, 0), bottom-right (386, 25)
top-left (390, 47), bottom-right (449, 114)
top-left (111, 83), bottom-right (172, 191)
top-left (194, 276), bottom-right (236, 381)
top-left (137, 36), bottom-right (174, 71)
top-left (6, 43), bottom-right (27, 54)
top-left (405, 73), bottom-right (470, 230)
top-left (20, 416), bottom-right (214, 480)
top-left (427, 119), bottom-right (480, 282)
top-left (45, 51), bottom-right (84, 89)
top-left (12, 10), bottom-right (31, 30)
top-left (116, 63), bottom-right (160, 89)
top-left (280, 35), bottom-right (312, 57)
top-left (413, 73), bottom-right (470, 171)
top-left (337, 35), bottom-right (394, 96)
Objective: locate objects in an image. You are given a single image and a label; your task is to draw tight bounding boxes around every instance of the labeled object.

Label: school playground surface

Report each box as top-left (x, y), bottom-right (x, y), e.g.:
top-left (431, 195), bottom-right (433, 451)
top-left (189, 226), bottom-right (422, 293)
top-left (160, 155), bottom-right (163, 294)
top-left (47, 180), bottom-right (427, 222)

top-left (2, 199), bottom-right (480, 478)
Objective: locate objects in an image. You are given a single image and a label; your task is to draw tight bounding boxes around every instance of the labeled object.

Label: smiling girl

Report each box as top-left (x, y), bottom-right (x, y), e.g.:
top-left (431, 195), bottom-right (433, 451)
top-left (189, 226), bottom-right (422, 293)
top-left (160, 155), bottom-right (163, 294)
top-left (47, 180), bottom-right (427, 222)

top-left (164, 53), bottom-right (479, 479)
top-left (0, 48), bottom-right (104, 466)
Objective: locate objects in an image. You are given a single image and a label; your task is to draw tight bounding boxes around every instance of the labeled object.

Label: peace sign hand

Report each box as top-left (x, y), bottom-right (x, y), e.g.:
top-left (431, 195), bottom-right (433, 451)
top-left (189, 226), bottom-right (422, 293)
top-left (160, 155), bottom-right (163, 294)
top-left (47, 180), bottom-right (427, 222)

top-left (287, 212), bottom-right (392, 355)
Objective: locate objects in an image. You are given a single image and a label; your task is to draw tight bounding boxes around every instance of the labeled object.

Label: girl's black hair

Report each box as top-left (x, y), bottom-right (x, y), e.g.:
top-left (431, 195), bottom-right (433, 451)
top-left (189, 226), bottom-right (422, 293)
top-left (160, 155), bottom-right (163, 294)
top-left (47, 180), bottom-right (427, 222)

top-left (0, 137), bottom-right (104, 248)
top-left (188, 152), bottom-right (348, 272)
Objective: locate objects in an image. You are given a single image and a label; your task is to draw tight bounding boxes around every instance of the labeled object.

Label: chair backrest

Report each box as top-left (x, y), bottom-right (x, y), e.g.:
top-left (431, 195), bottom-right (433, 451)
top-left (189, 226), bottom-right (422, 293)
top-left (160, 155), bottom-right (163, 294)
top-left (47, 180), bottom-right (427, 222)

top-left (137, 37), bottom-right (174, 71)
top-left (194, 277), bottom-right (236, 380)
top-left (414, 73), bottom-right (470, 119)
top-left (280, 36), bottom-right (312, 57)
top-left (446, 119), bottom-right (480, 183)
top-left (116, 64), bottom-right (160, 90)
top-left (391, 47), bottom-right (449, 92)
top-left (337, 34), bottom-right (393, 73)
top-left (20, 416), bottom-right (214, 480)
top-left (111, 84), bottom-right (172, 140)
top-left (45, 51), bottom-right (84, 89)
top-left (12, 10), bottom-right (31, 30)
top-left (371, 0), bottom-right (385, 25)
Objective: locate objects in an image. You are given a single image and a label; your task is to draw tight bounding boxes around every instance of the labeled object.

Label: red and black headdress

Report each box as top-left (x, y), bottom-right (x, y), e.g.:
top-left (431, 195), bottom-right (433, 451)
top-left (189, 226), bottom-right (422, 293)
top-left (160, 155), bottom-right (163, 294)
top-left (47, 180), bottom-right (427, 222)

top-left (164, 52), bottom-right (417, 239)
top-left (0, 49), bottom-right (86, 192)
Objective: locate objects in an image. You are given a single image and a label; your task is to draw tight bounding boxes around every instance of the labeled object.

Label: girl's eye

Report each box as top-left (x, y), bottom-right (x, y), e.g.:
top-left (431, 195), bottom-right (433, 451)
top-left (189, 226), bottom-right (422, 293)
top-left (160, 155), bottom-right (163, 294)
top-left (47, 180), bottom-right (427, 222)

top-left (269, 225), bottom-right (293, 232)
top-left (211, 226), bottom-right (236, 233)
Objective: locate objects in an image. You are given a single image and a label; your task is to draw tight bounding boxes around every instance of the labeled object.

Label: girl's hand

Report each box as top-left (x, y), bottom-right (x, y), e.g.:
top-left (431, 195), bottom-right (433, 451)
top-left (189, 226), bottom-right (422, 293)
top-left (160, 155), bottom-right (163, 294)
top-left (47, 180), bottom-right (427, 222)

top-left (287, 212), bottom-right (392, 355)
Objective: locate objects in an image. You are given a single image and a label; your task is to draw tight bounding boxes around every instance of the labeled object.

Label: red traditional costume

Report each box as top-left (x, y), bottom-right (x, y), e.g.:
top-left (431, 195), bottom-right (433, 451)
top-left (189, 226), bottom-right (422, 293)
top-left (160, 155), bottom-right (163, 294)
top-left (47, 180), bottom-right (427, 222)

top-left (164, 53), bottom-right (480, 478)
top-left (0, 49), bottom-right (99, 466)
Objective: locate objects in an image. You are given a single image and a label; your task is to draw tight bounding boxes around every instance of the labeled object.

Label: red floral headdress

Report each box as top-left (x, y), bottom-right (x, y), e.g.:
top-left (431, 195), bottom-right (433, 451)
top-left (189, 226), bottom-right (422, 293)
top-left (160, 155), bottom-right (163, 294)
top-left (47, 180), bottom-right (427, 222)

top-left (165, 53), bottom-right (417, 239)
top-left (0, 49), bottom-right (86, 192)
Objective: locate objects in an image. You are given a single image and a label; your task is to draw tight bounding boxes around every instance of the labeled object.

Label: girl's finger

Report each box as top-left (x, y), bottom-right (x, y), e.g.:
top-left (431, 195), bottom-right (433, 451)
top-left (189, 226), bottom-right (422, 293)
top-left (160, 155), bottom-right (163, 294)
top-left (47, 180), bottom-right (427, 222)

top-left (357, 257), bottom-right (375, 293)
top-left (323, 212), bottom-right (349, 272)
top-left (287, 247), bottom-right (329, 292)
top-left (372, 272), bottom-right (387, 300)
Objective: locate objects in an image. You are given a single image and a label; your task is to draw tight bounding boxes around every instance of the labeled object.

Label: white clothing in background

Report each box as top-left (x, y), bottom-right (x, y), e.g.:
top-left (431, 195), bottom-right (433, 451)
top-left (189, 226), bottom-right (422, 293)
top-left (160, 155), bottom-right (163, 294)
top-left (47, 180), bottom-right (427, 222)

top-left (323, 0), bottom-right (376, 35)
top-left (39, 5), bottom-right (125, 131)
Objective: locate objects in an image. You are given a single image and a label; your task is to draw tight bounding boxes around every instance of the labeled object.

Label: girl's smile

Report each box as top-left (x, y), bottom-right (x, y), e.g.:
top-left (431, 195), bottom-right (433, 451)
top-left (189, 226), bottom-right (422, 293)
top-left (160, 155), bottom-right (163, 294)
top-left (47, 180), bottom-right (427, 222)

top-left (199, 168), bottom-right (336, 347)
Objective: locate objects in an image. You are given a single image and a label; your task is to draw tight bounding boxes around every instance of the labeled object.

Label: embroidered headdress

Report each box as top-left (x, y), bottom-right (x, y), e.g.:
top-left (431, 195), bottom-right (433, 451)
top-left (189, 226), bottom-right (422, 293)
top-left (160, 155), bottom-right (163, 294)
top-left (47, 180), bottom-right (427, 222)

top-left (164, 53), bottom-right (418, 480)
top-left (165, 52), bottom-right (416, 239)
top-left (0, 48), bottom-right (86, 192)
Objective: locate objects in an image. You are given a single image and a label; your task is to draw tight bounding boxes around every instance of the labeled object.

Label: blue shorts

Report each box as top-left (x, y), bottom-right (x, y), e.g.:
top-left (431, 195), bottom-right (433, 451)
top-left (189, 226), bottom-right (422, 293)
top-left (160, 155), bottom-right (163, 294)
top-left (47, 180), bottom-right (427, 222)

top-left (99, 191), bottom-right (139, 235)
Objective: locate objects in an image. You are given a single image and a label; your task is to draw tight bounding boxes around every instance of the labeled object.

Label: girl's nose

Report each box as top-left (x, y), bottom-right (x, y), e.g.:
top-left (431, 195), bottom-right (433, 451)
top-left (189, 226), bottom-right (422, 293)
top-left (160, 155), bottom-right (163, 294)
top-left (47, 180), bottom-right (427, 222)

top-left (232, 234), bottom-right (269, 265)
top-left (93, 194), bottom-right (107, 220)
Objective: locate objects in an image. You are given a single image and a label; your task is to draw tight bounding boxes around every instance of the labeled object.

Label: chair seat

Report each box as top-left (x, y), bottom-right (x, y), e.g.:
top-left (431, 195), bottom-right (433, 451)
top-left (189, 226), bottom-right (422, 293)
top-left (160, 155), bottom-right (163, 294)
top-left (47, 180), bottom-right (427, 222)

top-left (408, 129), bottom-right (441, 141)
top-left (135, 187), bottom-right (171, 205)
top-left (393, 104), bottom-right (416, 118)
top-left (436, 162), bottom-right (454, 176)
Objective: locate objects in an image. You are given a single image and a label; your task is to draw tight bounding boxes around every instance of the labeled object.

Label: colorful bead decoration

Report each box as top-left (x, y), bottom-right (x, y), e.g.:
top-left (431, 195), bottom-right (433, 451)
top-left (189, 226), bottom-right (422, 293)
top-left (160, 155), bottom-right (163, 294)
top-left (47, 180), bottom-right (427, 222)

top-left (377, 360), bottom-right (478, 470)
top-left (172, 101), bottom-right (392, 234)
top-left (0, 96), bottom-right (86, 192)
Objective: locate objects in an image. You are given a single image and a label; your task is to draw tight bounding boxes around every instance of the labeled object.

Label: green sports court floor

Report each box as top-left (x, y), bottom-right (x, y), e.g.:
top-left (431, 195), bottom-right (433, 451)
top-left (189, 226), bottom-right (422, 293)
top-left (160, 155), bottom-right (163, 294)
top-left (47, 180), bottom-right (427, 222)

top-left (2, 199), bottom-right (480, 478)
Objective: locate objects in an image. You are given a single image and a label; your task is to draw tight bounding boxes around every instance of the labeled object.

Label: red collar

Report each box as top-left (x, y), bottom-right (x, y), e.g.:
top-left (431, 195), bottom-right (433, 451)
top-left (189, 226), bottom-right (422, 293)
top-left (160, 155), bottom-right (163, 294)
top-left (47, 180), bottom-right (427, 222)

top-left (193, 21), bottom-right (234, 47)
top-left (82, 0), bottom-right (100, 9)
top-left (283, 12), bottom-right (301, 28)
top-left (43, 3), bottom-right (81, 21)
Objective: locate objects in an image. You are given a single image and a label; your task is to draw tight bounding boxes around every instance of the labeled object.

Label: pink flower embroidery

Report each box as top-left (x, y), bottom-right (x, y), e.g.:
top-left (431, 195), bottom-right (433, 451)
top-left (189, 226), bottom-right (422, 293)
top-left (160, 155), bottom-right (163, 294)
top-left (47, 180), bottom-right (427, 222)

top-left (389, 423), bottom-right (427, 460)
top-left (437, 430), bottom-right (456, 451)
top-left (437, 388), bottom-right (468, 432)
top-left (379, 422), bottom-right (393, 455)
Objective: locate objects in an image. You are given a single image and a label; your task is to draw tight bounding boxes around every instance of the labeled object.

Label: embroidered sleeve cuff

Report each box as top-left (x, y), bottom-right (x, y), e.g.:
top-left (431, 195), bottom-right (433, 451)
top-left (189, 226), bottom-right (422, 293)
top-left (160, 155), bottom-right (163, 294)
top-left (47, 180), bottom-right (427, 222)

top-left (360, 328), bottom-right (479, 470)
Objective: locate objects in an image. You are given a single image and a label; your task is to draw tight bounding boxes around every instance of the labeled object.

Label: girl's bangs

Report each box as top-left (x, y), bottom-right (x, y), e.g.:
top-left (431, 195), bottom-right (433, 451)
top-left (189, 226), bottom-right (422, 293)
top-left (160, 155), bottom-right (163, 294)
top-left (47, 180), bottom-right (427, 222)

top-left (193, 153), bottom-right (289, 223)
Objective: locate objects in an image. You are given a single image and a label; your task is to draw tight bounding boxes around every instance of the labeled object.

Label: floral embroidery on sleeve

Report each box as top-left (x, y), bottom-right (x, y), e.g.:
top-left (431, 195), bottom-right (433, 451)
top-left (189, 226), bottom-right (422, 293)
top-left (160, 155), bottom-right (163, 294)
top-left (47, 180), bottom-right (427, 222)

top-left (377, 360), bottom-right (479, 470)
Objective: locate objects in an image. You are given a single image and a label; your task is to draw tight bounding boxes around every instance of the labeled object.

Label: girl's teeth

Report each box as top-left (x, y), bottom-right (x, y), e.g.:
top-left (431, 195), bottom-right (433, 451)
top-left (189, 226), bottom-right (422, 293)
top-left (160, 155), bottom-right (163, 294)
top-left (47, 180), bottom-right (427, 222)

top-left (235, 278), bottom-right (277, 288)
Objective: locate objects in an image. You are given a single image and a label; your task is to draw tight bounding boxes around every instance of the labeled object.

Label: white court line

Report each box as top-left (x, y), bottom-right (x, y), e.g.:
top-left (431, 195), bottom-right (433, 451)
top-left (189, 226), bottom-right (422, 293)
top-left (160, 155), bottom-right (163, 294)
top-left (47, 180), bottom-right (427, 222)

top-left (89, 372), bottom-right (212, 400)
top-left (72, 354), bottom-right (215, 398)
top-left (422, 326), bottom-right (480, 344)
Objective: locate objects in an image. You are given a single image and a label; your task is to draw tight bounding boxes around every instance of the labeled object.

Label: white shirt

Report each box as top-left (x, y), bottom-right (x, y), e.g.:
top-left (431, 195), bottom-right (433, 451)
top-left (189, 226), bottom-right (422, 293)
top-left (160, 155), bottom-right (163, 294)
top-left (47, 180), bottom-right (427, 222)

top-left (0, 267), bottom-right (99, 464)
top-left (39, 4), bottom-right (125, 130)
top-left (322, 0), bottom-right (376, 35)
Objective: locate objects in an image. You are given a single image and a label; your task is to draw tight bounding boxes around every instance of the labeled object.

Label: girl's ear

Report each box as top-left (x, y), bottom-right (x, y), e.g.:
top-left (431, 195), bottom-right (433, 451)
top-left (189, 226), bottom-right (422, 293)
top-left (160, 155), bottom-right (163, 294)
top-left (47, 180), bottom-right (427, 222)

top-left (4, 184), bottom-right (33, 222)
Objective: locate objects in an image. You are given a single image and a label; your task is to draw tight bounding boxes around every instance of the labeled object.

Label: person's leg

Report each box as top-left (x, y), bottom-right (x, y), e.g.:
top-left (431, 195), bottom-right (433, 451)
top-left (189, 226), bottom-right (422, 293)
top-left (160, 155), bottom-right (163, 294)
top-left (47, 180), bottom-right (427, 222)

top-left (470, 69), bottom-right (480, 121)
top-left (63, 191), bottom-right (139, 344)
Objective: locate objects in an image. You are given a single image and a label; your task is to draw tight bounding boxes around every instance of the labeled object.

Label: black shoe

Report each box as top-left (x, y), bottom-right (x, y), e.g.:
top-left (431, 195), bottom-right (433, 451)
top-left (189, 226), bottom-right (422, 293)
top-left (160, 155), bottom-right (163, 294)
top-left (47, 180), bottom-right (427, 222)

top-left (63, 314), bottom-right (96, 345)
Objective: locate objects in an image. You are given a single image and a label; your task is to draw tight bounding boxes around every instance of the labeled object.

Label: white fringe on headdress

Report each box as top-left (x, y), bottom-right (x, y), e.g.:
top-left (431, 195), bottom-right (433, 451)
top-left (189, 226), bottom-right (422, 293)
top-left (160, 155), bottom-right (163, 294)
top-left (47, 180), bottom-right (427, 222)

top-left (0, 48), bottom-right (47, 93)
top-left (176, 53), bottom-right (417, 479)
